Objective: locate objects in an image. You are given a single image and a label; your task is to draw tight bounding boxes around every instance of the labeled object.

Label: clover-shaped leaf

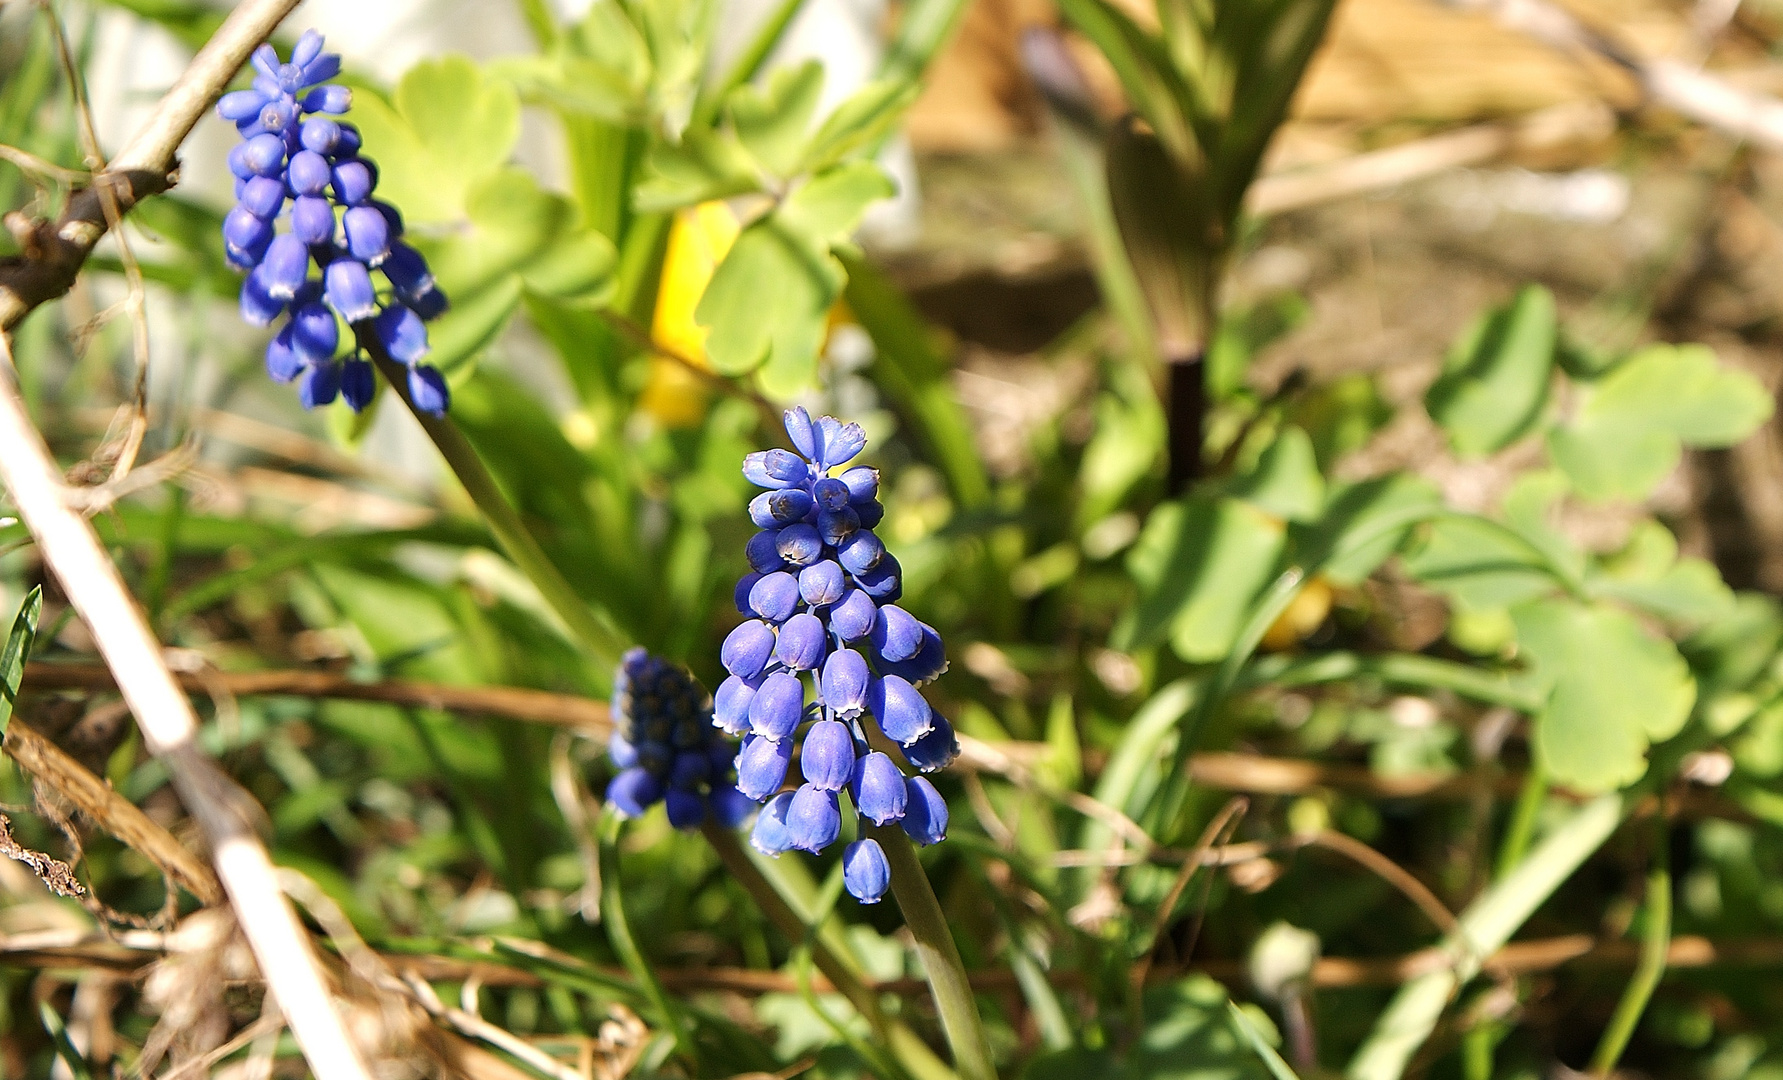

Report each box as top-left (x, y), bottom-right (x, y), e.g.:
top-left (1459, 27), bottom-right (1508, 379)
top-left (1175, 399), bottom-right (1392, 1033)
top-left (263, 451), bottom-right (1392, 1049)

top-left (1425, 284), bottom-right (1556, 458)
top-left (346, 56), bottom-right (520, 224)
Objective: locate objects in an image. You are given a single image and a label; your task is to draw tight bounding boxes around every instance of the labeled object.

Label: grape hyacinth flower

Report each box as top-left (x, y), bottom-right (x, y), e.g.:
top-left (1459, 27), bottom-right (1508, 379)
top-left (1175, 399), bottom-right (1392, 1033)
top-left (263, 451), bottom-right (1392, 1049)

top-left (606, 648), bottom-right (754, 830)
top-left (721, 408), bottom-right (958, 904)
top-left (219, 30), bottom-right (451, 414)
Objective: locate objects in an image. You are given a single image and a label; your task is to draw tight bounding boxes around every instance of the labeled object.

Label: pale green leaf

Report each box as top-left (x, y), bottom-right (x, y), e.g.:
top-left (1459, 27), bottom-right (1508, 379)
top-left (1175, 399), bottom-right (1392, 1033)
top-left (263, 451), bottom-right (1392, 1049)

top-left (800, 78), bottom-right (920, 171)
top-left (1425, 284), bottom-right (1556, 457)
top-left (1226, 424), bottom-right (1323, 522)
top-left (696, 219), bottom-right (836, 383)
top-left (1117, 496), bottom-right (1286, 660)
top-left (779, 161), bottom-right (897, 244)
top-left (729, 60), bottom-right (825, 177)
top-left (347, 56), bottom-right (521, 223)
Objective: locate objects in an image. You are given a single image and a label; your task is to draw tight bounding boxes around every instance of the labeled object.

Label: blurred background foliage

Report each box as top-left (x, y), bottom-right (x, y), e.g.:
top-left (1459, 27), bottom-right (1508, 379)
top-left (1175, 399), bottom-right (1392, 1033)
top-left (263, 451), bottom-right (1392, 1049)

top-left (9, 0), bottom-right (1783, 1076)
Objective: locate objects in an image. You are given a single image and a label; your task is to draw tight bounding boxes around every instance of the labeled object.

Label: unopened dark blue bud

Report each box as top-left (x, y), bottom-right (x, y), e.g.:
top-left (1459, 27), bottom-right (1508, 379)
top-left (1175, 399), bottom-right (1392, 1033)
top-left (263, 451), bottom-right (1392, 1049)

top-left (290, 301), bottom-right (338, 363)
top-left (751, 791), bottom-right (797, 855)
top-left (734, 572), bottom-right (762, 616)
top-left (712, 785), bottom-right (755, 829)
top-left (785, 784), bottom-right (841, 853)
top-left (813, 477), bottom-right (850, 511)
top-left (843, 839), bottom-right (890, 903)
top-left (856, 500), bottom-right (885, 529)
top-left (665, 789), bottom-right (705, 829)
top-left (670, 752), bottom-right (710, 789)
top-left (287, 150), bottom-right (331, 196)
top-left (838, 530), bottom-right (885, 575)
top-left (381, 242), bottom-right (434, 295)
top-left (800, 720), bottom-right (855, 791)
top-left (748, 672), bottom-right (805, 740)
top-left (240, 269), bottom-right (284, 326)
top-left (299, 361), bottom-right (340, 409)
top-left (750, 487), bottom-right (814, 528)
top-left (748, 572), bottom-right (801, 624)
top-left (855, 556), bottom-right (902, 602)
top-left (735, 733), bottom-right (793, 800)
top-left (265, 324), bottom-right (302, 382)
top-left (743, 448), bottom-right (809, 489)
top-left (375, 303), bottom-right (428, 363)
top-left (902, 715), bottom-right (959, 773)
top-left (407, 365), bottom-right (450, 416)
top-left (799, 560), bottom-right (845, 607)
top-left (745, 530), bottom-right (785, 574)
top-left (239, 132), bottom-right (286, 176)
top-left (902, 776), bottom-right (948, 845)
top-left (222, 207), bottom-right (272, 268)
top-left (820, 648), bottom-right (869, 719)
top-left (607, 767), bottom-right (664, 819)
top-left (869, 674), bottom-right (932, 745)
top-left (774, 612), bottom-right (827, 671)
top-left (776, 523), bottom-right (824, 567)
top-left (818, 507), bottom-right (860, 547)
top-left (830, 588), bottom-right (877, 642)
top-left (303, 85), bottom-right (351, 114)
top-left (407, 286), bottom-right (449, 320)
top-left (722, 620), bottom-right (776, 679)
top-left (851, 752), bottom-right (908, 824)
top-left (840, 466), bottom-right (879, 504)
top-left (871, 604), bottom-right (922, 663)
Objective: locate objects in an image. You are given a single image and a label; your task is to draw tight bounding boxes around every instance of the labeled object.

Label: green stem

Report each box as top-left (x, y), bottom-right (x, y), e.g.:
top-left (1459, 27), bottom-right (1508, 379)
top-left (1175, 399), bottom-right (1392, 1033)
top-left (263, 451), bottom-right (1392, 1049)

top-left (1246, 651), bottom-right (1543, 713)
top-left (1495, 763), bottom-right (1548, 880)
top-left (690, 0), bottom-right (808, 128)
top-left (601, 816), bottom-right (695, 1066)
top-left (868, 823), bottom-right (998, 1080)
top-left (1588, 825), bottom-right (1671, 1076)
top-left (703, 823), bottom-right (958, 1080)
top-left (368, 351), bottom-right (627, 674)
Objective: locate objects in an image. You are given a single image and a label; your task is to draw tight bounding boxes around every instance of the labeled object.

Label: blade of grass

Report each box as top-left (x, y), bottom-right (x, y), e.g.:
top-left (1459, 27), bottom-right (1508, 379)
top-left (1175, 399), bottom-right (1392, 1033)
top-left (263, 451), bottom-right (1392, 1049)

top-left (0, 586), bottom-right (42, 735)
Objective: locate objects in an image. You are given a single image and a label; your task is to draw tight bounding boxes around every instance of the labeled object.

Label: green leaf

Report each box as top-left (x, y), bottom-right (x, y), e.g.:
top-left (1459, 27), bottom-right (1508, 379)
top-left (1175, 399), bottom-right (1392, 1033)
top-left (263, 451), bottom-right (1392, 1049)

top-left (634, 125), bottom-right (760, 214)
top-left (1548, 343), bottom-right (1774, 500)
top-left (346, 55), bottom-right (521, 223)
top-left (1226, 425), bottom-right (1323, 522)
top-left (1294, 473), bottom-right (1441, 587)
top-left (1425, 284), bottom-right (1556, 457)
top-left (424, 275), bottom-right (523, 376)
top-left (1591, 521), bottom-right (1735, 626)
top-left (800, 78), bottom-right (919, 171)
top-left (39, 1002), bottom-right (95, 1080)
top-left (729, 60), bottom-right (825, 177)
top-left (1512, 597), bottom-right (1696, 793)
top-left (0, 586), bottom-right (42, 736)
top-left (1118, 496), bottom-right (1286, 660)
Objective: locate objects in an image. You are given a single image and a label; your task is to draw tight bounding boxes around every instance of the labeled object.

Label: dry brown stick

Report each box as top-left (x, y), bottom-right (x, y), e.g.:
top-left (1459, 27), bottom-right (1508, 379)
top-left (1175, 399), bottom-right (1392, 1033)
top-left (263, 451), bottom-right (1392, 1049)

top-left (2, 718), bottom-right (221, 905)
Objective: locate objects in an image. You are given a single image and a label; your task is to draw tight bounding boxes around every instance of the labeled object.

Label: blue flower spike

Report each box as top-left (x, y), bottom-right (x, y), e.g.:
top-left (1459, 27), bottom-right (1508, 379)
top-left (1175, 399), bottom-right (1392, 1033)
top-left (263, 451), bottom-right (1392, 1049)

top-left (601, 649), bottom-right (750, 830)
top-left (219, 30), bottom-right (451, 415)
top-left (723, 408), bottom-right (957, 903)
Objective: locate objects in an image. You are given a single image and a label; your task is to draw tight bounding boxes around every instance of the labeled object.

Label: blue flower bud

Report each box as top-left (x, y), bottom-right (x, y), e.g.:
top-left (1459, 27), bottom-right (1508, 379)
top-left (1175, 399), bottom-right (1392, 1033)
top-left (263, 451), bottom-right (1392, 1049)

top-left (302, 84), bottom-right (352, 114)
top-left (868, 674), bottom-right (932, 745)
top-left (734, 572), bottom-right (762, 616)
top-left (265, 324), bottom-right (302, 383)
top-left (343, 205), bottom-right (391, 265)
top-left (607, 767), bottom-right (664, 819)
top-left (751, 791), bottom-right (797, 855)
top-left (902, 714), bottom-right (959, 773)
top-left (745, 530), bottom-right (785, 574)
top-left (670, 751), bottom-right (710, 789)
top-left (743, 449), bottom-right (809, 489)
top-left (747, 571), bottom-right (801, 623)
top-left (837, 530), bottom-right (885, 574)
top-left (299, 53), bottom-right (342, 88)
top-left (291, 195), bottom-right (334, 245)
top-left (251, 43), bottom-right (279, 77)
top-left (237, 175), bottom-right (285, 220)
top-left (289, 301), bottom-right (338, 363)
top-left (334, 122), bottom-right (363, 157)
top-left (331, 159), bottom-right (374, 205)
top-left (381, 242), bottom-right (434, 296)
top-left (218, 89), bottom-right (269, 122)
top-left (299, 115), bottom-right (340, 153)
top-left (854, 556), bottom-right (902, 601)
top-left (843, 839), bottom-right (890, 903)
top-left (711, 785), bottom-right (756, 829)
top-left (774, 612), bottom-right (827, 671)
top-left (902, 776), bottom-right (948, 845)
top-left (407, 365), bottom-right (450, 416)
top-left (239, 269), bottom-right (284, 326)
top-left (238, 132), bottom-right (286, 177)
top-left (735, 733), bottom-right (793, 800)
top-left (856, 499), bottom-right (885, 529)
top-left (815, 417), bottom-right (866, 469)
top-left (800, 720), bottom-right (855, 790)
top-left (722, 620), bottom-right (776, 679)
top-left (813, 477), bottom-right (850, 511)
top-left (820, 647), bottom-right (869, 719)
top-left (299, 361), bottom-right (340, 409)
top-left (785, 406), bottom-right (818, 460)
top-left (749, 487), bottom-right (815, 528)
top-left (870, 604), bottom-right (922, 663)
top-left (830, 588), bottom-right (878, 641)
top-left (776, 523), bottom-right (824, 567)
top-left (851, 752), bottom-right (908, 824)
top-left (785, 784), bottom-right (841, 853)
top-left (884, 622), bottom-right (948, 685)
top-left (799, 560), bottom-right (845, 607)
top-left (324, 258), bottom-right (377, 322)
top-left (840, 466), bottom-right (879, 504)
top-left (222, 207), bottom-right (273, 268)
top-left (665, 789), bottom-right (705, 829)
top-left (608, 730), bottom-right (639, 769)
top-left (408, 286), bottom-right (449, 320)
top-left (259, 235), bottom-right (310, 300)
top-left (375, 302), bottom-right (428, 364)
top-left (291, 29), bottom-right (324, 68)
top-left (818, 507), bottom-right (859, 547)
top-left (371, 200), bottom-right (404, 238)
top-left (747, 672), bottom-right (805, 740)
top-left (287, 150), bottom-right (332, 196)
top-left (713, 674), bottom-right (759, 734)
top-left (257, 96), bottom-right (297, 135)
top-left (341, 358), bottom-right (376, 412)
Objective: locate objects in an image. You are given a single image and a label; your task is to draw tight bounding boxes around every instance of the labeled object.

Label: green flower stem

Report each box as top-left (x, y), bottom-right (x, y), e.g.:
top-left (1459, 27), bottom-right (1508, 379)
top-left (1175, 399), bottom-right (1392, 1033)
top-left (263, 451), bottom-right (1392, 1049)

top-left (601, 817), bottom-right (695, 1066)
top-left (1246, 651), bottom-right (1543, 713)
top-left (1494, 763), bottom-right (1548, 880)
top-left (867, 822), bottom-right (998, 1080)
top-left (367, 349), bottom-right (627, 674)
top-left (703, 823), bottom-right (958, 1080)
top-left (1588, 827), bottom-right (1671, 1076)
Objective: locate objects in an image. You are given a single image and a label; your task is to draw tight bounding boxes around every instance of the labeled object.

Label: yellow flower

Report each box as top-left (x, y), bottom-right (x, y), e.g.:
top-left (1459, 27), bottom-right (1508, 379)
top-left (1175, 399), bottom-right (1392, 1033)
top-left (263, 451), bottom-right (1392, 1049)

top-left (1260, 575), bottom-right (1333, 651)
top-left (640, 202), bottom-right (740, 428)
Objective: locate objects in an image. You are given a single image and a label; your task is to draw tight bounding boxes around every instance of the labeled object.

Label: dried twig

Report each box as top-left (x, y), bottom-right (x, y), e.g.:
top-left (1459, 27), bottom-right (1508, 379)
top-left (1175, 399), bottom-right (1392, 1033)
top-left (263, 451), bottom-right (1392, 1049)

top-left (0, 812), bottom-right (83, 897)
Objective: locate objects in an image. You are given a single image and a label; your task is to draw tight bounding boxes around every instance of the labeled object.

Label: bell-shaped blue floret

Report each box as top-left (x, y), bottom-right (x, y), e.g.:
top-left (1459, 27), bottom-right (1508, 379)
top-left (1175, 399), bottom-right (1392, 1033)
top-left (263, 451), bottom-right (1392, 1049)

top-left (855, 556), bottom-right (903, 602)
top-left (407, 365), bottom-right (450, 416)
top-left (711, 784), bottom-right (756, 829)
top-left (289, 301), bottom-right (338, 363)
top-left (745, 530), bottom-right (786, 574)
top-left (816, 416), bottom-right (867, 470)
top-left (747, 672), bottom-right (805, 740)
top-left (375, 302), bottom-right (428, 364)
top-left (302, 84), bottom-right (352, 114)
top-left (240, 269), bottom-right (284, 326)
top-left (840, 466), bottom-right (879, 504)
top-left (330, 159), bottom-right (374, 205)
top-left (777, 523), bottom-right (824, 567)
top-left (883, 622), bottom-right (948, 685)
top-left (735, 733), bottom-right (793, 801)
top-left (290, 195), bottom-right (334, 246)
top-left (818, 507), bottom-right (859, 547)
top-left (843, 839), bottom-right (890, 903)
top-left (870, 604), bottom-right (922, 663)
top-left (857, 500), bottom-right (885, 529)
top-left (665, 788), bottom-right (704, 829)
top-left (799, 560), bottom-right (845, 607)
top-left (407, 284), bottom-right (449, 320)
top-left (218, 89), bottom-right (269, 122)
top-left (238, 175), bottom-right (285, 220)
top-left (743, 448), bottom-right (810, 489)
top-left (721, 620), bottom-right (776, 679)
top-left (748, 572), bottom-right (801, 624)
top-left (851, 752), bottom-right (908, 825)
top-left (341, 358), bottom-right (375, 412)
top-left (902, 776), bottom-right (948, 845)
top-left (812, 477), bottom-right (850, 511)
top-left (298, 361), bottom-right (340, 409)
top-left (785, 784), bottom-right (841, 853)
top-left (902, 715), bottom-right (959, 773)
top-left (784, 406), bottom-right (818, 460)
top-left (287, 149), bottom-right (332, 196)
top-left (609, 730), bottom-right (640, 770)
top-left (751, 791), bottom-right (797, 855)
top-left (607, 767), bottom-right (663, 819)
top-left (750, 487), bottom-right (815, 528)
top-left (260, 235), bottom-right (310, 300)
top-left (774, 612), bottom-right (827, 671)
top-left (265, 324), bottom-right (302, 383)
top-left (838, 530), bottom-right (885, 575)
top-left (381, 242), bottom-right (434, 295)
top-left (343, 205), bottom-right (391, 265)
top-left (299, 115), bottom-right (340, 153)
top-left (299, 52), bottom-right (342, 88)
top-left (800, 720), bottom-right (855, 791)
top-left (820, 648), bottom-right (869, 720)
top-left (223, 207), bottom-right (273, 269)
top-left (734, 572), bottom-right (762, 616)
top-left (324, 258), bottom-right (378, 322)
top-left (713, 674), bottom-right (760, 735)
top-left (869, 674), bottom-right (932, 745)
top-left (238, 132), bottom-right (286, 177)
top-left (830, 589), bottom-right (877, 642)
